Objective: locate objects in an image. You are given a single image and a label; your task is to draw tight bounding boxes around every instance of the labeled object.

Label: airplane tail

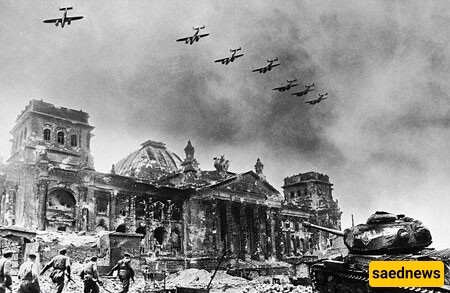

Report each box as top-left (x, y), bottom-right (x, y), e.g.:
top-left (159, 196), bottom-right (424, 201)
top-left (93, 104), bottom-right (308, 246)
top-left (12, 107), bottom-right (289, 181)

top-left (59, 6), bottom-right (73, 11)
top-left (193, 25), bottom-right (205, 30)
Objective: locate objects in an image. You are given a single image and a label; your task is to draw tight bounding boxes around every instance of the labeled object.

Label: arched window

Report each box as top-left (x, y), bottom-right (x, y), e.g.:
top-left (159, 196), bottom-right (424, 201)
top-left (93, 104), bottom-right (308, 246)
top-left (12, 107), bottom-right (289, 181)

top-left (70, 135), bottom-right (77, 147)
top-left (24, 127), bottom-right (27, 139)
top-left (116, 224), bottom-right (126, 233)
top-left (57, 131), bottom-right (65, 144)
top-left (43, 129), bottom-right (51, 141)
top-left (153, 227), bottom-right (166, 245)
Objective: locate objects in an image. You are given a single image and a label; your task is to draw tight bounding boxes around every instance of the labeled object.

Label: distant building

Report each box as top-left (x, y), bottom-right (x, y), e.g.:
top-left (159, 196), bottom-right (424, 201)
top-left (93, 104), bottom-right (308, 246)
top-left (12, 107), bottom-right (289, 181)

top-left (0, 99), bottom-right (342, 268)
top-left (282, 172), bottom-right (342, 259)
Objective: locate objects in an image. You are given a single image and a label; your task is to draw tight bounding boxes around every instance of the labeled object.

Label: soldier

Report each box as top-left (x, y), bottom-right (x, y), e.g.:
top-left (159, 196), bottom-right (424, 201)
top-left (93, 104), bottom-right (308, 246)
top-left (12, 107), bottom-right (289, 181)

top-left (0, 251), bottom-right (13, 293)
top-left (40, 248), bottom-right (72, 293)
top-left (80, 256), bottom-right (101, 293)
top-left (18, 253), bottom-right (40, 293)
top-left (108, 253), bottom-right (135, 293)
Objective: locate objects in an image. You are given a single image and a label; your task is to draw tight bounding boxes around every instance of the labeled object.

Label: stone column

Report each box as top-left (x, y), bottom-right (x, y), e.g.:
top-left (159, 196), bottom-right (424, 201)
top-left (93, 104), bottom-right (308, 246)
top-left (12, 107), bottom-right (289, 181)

top-left (258, 207), bottom-right (267, 260)
top-left (37, 179), bottom-right (49, 231)
top-left (273, 210), bottom-right (283, 260)
top-left (211, 200), bottom-right (219, 252)
top-left (37, 155), bottom-right (50, 231)
top-left (129, 195), bottom-right (136, 232)
top-left (225, 202), bottom-right (236, 255)
top-left (239, 203), bottom-right (248, 260)
top-left (110, 191), bottom-right (117, 231)
top-left (252, 205), bottom-right (261, 260)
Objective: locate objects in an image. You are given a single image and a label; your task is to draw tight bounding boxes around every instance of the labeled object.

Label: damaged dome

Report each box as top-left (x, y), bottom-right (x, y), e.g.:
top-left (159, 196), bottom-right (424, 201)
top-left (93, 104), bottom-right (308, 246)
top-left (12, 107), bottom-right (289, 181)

top-left (115, 139), bottom-right (182, 181)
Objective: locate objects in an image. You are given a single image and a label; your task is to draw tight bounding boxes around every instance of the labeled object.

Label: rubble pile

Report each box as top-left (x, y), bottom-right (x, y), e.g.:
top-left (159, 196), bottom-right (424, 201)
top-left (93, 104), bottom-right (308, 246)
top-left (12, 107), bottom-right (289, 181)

top-left (163, 269), bottom-right (312, 293)
top-left (242, 283), bottom-right (313, 293)
top-left (164, 268), bottom-right (248, 290)
top-left (36, 231), bottom-right (101, 263)
top-left (9, 267), bottom-right (312, 293)
top-left (10, 275), bottom-right (148, 293)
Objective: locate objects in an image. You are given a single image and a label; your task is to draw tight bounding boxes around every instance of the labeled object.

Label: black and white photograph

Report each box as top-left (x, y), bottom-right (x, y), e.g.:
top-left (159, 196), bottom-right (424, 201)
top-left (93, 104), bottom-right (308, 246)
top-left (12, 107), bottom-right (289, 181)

top-left (0, 1), bottom-right (449, 292)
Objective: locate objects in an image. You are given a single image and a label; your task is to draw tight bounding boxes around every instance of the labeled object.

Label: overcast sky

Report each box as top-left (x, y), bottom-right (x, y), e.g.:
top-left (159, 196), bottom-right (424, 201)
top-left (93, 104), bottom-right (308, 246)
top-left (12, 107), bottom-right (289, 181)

top-left (1, 0), bottom-right (450, 248)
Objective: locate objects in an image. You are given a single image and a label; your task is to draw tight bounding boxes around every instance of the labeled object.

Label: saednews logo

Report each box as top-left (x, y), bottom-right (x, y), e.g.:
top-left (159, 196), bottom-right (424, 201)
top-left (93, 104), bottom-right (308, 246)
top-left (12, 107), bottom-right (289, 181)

top-left (369, 261), bottom-right (444, 287)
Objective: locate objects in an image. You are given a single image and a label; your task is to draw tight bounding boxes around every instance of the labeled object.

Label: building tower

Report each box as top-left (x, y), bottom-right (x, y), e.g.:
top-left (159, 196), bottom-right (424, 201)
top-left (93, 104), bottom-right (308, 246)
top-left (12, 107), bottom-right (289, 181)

top-left (255, 158), bottom-right (265, 180)
top-left (181, 140), bottom-right (199, 182)
top-left (8, 99), bottom-right (95, 170)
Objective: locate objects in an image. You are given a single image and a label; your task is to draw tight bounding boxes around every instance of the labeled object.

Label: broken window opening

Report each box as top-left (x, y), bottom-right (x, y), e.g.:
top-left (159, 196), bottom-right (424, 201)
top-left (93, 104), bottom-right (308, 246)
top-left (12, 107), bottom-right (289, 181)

top-left (136, 225), bottom-right (146, 236)
top-left (153, 227), bottom-right (165, 246)
top-left (97, 219), bottom-right (108, 231)
top-left (116, 224), bottom-right (126, 233)
top-left (70, 135), bottom-right (77, 147)
top-left (57, 226), bottom-right (66, 232)
top-left (171, 203), bottom-right (181, 221)
top-left (57, 131), bottom-right (65, 144)
top-left (117, 196), bottom-right (129, 217)
top-left (170, 227), bottom-right (181, 251)
top-left (44, 129), bottom-right (51, 141)
top-left (96, 197), bottom-right (109, 215)
top-left (153, 202), bottom-right (163, 220)
top-left (48, 189), bottom-right (75, 212)
top-left (135, 199), bottom-right (145, 218)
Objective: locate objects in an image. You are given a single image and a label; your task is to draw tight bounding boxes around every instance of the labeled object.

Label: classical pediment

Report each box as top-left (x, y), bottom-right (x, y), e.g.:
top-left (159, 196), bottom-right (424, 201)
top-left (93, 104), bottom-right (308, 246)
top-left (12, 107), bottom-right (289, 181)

top-left (203, 171), bottom-right (281, 201)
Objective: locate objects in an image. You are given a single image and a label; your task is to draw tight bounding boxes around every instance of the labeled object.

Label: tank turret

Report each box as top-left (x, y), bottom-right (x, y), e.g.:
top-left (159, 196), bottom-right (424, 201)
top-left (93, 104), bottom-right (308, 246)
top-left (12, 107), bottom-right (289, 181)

top-left (307, 211), bottom-right (450, 293)
top-left (304, 211), bottom-right (432, 255)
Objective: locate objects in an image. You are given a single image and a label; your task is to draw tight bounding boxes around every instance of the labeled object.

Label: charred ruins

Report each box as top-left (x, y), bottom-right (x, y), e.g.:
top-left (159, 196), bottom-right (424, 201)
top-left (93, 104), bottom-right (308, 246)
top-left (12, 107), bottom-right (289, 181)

top-left (0, 99), bottom-right (342, 273)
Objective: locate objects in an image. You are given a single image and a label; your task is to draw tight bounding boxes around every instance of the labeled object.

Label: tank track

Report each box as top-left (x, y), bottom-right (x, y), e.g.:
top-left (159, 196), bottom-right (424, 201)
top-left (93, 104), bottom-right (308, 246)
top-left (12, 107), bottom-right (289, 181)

top-left (310, 263), bottom-right (450, 293)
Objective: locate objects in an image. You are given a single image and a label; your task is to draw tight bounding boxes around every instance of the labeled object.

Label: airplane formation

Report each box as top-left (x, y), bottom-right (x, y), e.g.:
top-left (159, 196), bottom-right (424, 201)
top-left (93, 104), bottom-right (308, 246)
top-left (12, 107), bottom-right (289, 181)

top-left (176, 24), bottom-right (329, 106)
top-left (42, 6), bottom-right (329, 106)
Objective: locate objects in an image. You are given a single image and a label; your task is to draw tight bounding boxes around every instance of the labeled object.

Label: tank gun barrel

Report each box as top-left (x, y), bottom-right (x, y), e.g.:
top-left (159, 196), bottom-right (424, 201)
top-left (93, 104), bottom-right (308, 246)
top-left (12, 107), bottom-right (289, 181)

top-left (303, 222), bottom-right (344, 237)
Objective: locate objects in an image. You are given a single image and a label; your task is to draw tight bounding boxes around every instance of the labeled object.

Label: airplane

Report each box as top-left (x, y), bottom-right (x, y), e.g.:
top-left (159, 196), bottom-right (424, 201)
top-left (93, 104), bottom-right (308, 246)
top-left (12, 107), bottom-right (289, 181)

top-left (176, 26), bottom-right (210, 45)
top-left (305, 92), bottom-right (328, 105)
top-left (252, 58), bottom-right (280, 74)
top-left (43, 7), bottom-right (83, 28)
top-left (272, 79), bottom-right (299, 92)
top-left (291, 83), bottom-right (315, 97)
top-left (214, 47), bottom-right (244, 65)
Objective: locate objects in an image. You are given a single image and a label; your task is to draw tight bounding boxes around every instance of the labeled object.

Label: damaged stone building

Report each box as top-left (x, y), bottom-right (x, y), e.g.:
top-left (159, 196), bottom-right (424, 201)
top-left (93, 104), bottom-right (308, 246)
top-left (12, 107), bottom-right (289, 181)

top-left (0, 99), bottom-right (342, 268)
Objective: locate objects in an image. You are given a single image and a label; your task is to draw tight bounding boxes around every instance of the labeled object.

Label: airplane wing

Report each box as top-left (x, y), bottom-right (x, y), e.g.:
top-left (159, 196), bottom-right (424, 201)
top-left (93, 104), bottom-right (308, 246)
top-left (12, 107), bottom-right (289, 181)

top-left (43, 18), bottom-right (61, 23)
top-left (214, 57), bottom-right (228, 63)
top-left (66, 16), bottom-right (83, 21)
top-left (176, 36), bottom-right (190, 42)
top-left (252, 67), bottom-right (264, 73)
top-left (292, 90), bottom-right (307, 97)
top-left (272, 86), bottom-right (286, 91)
top-left (234, 54), bottom-right (244, 59)
top-left (305, 100), bottom-right (317, 105)
top-left (198, 33), bottom-right (209, 38)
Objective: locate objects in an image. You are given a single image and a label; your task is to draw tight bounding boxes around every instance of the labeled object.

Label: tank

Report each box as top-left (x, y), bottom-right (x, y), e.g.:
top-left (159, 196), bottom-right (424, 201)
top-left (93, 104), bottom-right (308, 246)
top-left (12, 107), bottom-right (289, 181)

top-left (303, 211), bottom-right (450, 293)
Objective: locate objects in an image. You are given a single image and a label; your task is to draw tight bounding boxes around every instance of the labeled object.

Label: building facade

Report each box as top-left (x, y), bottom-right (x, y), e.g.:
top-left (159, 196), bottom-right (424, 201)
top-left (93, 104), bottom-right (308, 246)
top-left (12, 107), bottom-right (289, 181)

top-left (0, 100), bottom-right (342, 265)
